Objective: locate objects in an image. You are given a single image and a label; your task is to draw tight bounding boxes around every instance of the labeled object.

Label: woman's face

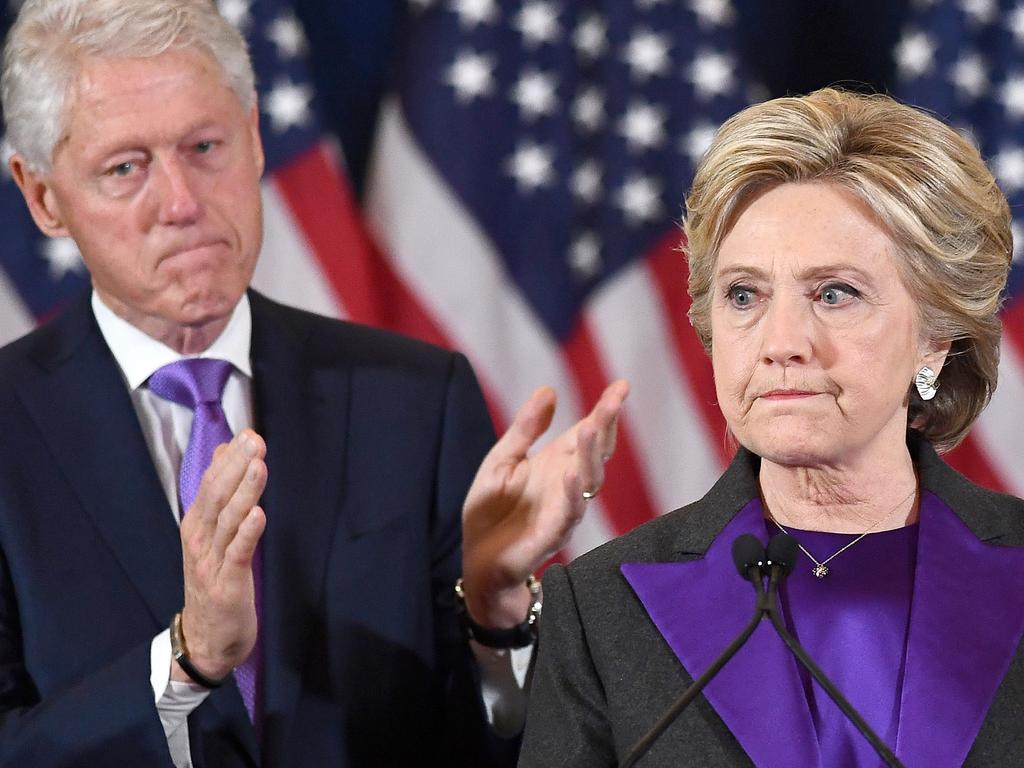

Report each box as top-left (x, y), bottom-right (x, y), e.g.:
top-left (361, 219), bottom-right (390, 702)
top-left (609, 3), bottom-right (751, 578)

top-left (710, 182), bottom-right (937, 469)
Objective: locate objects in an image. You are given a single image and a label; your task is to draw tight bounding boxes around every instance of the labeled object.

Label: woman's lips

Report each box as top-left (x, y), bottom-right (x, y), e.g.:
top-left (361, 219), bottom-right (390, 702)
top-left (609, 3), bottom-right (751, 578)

top-left (759, 390), bottom-right (819, 400)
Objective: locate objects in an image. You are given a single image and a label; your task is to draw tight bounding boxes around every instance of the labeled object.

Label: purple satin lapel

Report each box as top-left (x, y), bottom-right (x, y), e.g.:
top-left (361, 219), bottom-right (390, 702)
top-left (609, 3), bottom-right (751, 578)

top-left (896, 492), bottom-right (1024, 766)
top-left (621, 499), bottom-right (821, 768)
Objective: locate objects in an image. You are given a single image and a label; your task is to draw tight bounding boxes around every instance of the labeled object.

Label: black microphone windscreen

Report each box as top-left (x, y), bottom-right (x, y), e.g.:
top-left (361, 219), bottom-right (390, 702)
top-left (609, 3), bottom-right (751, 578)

top-left (731, 534), bottom-right (765, 578)
top-left (766, 533), bottom-right (800, 576)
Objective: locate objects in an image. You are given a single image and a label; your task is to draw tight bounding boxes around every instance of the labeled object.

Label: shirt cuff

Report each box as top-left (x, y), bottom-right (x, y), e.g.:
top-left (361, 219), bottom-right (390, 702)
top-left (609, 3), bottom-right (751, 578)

top-left (472, 639), bottom-right (534, 737)
top-left (151, 629), bottom-right (211, 734)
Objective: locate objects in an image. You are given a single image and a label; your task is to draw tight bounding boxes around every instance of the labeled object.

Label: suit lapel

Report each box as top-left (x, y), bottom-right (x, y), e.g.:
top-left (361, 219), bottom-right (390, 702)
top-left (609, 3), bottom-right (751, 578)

top-left (622, 498), bottom-right (821, 768)
top-left (895, 490), bottom-right (1024, 766)
top-left (248, 294), bottom-right (349, 757)
top-left (14, 298), bottom-right (183, 625)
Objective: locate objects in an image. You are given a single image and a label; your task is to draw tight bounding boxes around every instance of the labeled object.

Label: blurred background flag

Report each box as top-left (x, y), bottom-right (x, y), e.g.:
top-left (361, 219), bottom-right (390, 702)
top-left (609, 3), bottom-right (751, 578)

top-left (0, 0), bottom-right (1021, 559)
top-left (365, 0), bottom-right (755, 557)
top-left (893, 0), bottom-right (1024, 496)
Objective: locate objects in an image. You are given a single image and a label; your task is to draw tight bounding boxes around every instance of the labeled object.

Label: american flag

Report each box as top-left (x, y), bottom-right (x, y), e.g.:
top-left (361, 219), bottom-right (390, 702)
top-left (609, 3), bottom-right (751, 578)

top-left (364, 0), bottom-right (761, 557)
top-left (893, 0), bottom-right (1024, 497)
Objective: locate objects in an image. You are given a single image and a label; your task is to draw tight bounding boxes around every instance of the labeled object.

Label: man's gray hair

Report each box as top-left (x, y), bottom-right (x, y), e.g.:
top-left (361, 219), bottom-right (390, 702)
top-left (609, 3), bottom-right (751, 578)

top-left (1, 0), bottom-right (256, 172)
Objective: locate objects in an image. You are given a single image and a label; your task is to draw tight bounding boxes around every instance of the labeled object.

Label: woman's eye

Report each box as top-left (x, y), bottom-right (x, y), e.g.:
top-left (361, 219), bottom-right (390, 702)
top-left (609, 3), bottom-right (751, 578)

top-left (727, 286), bottom-right (756, 308)
top-left (819, 283), bottom-right (859, 306)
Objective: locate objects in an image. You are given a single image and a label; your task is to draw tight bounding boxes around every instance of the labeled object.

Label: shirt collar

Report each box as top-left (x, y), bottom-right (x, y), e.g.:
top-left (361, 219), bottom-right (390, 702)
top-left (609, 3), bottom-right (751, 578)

top-left (91, 291), bottom-right (253, 390)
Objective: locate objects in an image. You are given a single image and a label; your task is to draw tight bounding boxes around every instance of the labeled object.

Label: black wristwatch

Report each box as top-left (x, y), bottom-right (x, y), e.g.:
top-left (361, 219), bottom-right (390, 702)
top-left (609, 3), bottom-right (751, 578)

top-left (169, 611), bottom-right (228, 689)
top-left (454, 575), bottom-right (542, 649)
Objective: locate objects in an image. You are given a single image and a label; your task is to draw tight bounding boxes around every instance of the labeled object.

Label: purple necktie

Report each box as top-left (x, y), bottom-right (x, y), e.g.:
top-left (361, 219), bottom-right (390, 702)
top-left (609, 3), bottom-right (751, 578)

top-left (148, 358), bottom-right (262, 725)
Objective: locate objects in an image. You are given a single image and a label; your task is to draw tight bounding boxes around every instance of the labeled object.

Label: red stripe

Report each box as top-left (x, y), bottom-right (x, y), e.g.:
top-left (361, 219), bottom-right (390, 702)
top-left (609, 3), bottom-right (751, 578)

top-left (944, 432), bottom-right (1007, 493)
top-left (272, 144), bottom-right (448, 344)
top-left (645, 230), bottom-right (731, 467)
top-left (563, 319), bottom-right (660, 536)
top-left (271, 143), bottom-right (509, 432)
top-left (1002, 296), bottom-right (1024, 366)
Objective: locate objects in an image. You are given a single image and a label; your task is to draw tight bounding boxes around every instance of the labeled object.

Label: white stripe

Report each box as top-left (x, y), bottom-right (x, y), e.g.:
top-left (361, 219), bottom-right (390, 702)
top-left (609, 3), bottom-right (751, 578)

top-left (0, 269), bottom-right (35, 346)
top-left (586, 261), bottom-right (723, 513)
top-left (252, 179), bottom-right (346, 320)
top-left (367, 100), bottom-right (623, 558)
top-left (366, 101), bottom-right (581, 429)
top-left (972, 337), bottom-right (1024, 497)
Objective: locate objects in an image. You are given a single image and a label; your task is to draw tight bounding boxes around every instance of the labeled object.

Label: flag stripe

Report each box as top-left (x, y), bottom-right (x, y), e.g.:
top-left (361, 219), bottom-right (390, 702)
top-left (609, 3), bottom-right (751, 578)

top-left (586, 258), bottom-right (723, 513)
top-left (563, 320), bottom-right (659, 534)
top-left (646, 234), bottom-right (730, 465)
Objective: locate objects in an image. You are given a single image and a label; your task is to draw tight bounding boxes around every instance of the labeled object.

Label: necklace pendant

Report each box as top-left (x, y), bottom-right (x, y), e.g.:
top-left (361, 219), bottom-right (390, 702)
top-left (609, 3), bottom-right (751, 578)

top-left (812, 563), bottom-right (829, 579)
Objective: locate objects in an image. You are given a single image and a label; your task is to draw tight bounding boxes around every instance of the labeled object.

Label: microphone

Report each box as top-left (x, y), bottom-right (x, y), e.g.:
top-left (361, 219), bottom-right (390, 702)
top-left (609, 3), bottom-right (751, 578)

top-left (621, 533), bottom-right (905, 768)
top-left (620, 535), bottom-right (769, 768)
top-left (761, 534), bottom-right (904, 768)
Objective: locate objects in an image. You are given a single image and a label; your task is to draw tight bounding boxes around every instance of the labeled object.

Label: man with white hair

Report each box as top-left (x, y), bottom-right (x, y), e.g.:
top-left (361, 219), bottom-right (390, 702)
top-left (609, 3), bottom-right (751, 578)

top-left (0, 1), bottom-right (627, 765)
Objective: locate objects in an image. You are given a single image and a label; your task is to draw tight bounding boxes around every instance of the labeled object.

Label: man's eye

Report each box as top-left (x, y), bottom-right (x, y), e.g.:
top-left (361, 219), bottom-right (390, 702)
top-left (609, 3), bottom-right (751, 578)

top-left (196, 141), bottom-right (213, 153)
top-left (110, 161), bottom-right (135, 177)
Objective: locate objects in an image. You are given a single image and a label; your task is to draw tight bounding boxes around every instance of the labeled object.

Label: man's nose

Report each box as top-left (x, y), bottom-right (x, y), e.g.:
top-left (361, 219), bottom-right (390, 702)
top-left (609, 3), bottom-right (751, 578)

top-left (151, 156), bottom-right (202, 225)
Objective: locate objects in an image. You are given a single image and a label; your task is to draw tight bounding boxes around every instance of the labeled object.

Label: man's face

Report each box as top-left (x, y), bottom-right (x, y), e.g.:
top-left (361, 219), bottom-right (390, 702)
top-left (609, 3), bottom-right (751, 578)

top-left (13, 47), bottom-right (264, 340)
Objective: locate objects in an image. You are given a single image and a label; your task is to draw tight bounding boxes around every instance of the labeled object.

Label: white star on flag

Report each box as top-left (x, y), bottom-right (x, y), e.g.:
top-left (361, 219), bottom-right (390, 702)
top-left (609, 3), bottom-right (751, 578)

top-left (514, 1), bottom-right (561, 48)
top-left (569, 232), bottom-right (603, 280)
top-left (622, 29), bottom-right (672, 81)
top-left (617, 174), bottom-right (662, 224)
top-left (687, 50), bottom-right (736, 100)
top-left (267, 14), bottom-right (308, 60)
top-left (895, 30), bottom-right (938, 79)
top-left (572, 160), bottom-right (603, 204)
top-left (451, 0), bottom-right (499, 28)
top-left (619, 101), bottom-right (667, 152)
top-left (1009, 4), bottom-right (1024, 47)
top-left (41, 237), bottom-right (84, 280)
top-left (506, 141), bottom-right (555, 192)
top-left (959, 0), bottom-right (997, 25)
top-left (511, 69), bottom-right (559, 121)
top-left (681, 121), bottom-right (719, 165)
top-left (998, 73), bottom-right (1024, 119)
top-left (949, 53), bottom-right (989, 99)
top-left (446, 51), bottom-right (496, 102)
top-left (993, 146), bottom-right (1024, 192)
top-left (573, 14), bottom-right (608, 62)
top-left (217, 0), bottom-right (252, 30)
top-left (263, 79), bottom-right (314, 133)
top-left (573, 87), bottom-right (606, 132)
top-left (689, 0), bottom-right (735, 27)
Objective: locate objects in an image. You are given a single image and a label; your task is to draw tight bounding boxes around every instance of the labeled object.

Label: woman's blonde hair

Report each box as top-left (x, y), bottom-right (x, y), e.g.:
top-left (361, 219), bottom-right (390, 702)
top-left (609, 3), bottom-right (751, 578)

top-left (684, 88), bottom-right (1013, 452)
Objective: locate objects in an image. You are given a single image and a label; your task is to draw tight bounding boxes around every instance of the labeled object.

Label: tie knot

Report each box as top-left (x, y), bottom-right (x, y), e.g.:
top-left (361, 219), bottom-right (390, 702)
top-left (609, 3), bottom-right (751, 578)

top-left (148, 358), bottom-right (234, 409)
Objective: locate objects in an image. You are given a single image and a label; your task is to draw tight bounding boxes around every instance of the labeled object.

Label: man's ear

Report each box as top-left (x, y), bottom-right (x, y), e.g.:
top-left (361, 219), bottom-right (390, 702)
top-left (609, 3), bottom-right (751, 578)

top-left (9, 153), bottom-right (71, 238)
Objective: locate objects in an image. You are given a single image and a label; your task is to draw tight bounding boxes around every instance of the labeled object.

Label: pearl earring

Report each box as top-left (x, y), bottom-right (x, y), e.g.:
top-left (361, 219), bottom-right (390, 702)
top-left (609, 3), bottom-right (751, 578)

top-left (915, 366), bottom-right (939, 401)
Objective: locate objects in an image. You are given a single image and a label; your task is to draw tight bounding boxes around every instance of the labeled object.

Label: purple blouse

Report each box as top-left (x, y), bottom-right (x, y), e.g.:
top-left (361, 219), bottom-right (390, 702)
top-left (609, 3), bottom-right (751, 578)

top-left (622, 492), bottom-right (1024, 767)
top-left (772, 523), bottom-right (918, 767)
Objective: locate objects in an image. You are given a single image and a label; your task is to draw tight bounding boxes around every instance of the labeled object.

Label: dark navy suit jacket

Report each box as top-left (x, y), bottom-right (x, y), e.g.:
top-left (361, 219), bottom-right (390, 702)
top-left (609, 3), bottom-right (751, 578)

top-left (0, 290), bottom-right (510, 767)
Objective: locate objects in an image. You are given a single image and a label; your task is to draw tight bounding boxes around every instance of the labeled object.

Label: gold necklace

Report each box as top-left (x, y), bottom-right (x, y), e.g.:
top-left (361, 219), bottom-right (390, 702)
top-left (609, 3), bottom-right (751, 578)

top-left (770, 487), bottom-right (917, 579)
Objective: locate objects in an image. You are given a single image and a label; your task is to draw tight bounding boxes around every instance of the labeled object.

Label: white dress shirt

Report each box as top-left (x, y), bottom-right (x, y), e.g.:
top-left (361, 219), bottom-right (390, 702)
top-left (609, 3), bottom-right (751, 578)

top-left (90, 292), bottom-right (529, 767)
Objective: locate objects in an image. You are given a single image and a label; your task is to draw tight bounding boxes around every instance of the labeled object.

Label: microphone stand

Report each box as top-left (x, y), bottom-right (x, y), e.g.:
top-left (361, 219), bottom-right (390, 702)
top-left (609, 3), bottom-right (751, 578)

top-left (763, 563), bottom-right (904, 768)
top-left (619, 561), bottom-right (769, 768)
top-left (620, 534), bottom-right (906, 768)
